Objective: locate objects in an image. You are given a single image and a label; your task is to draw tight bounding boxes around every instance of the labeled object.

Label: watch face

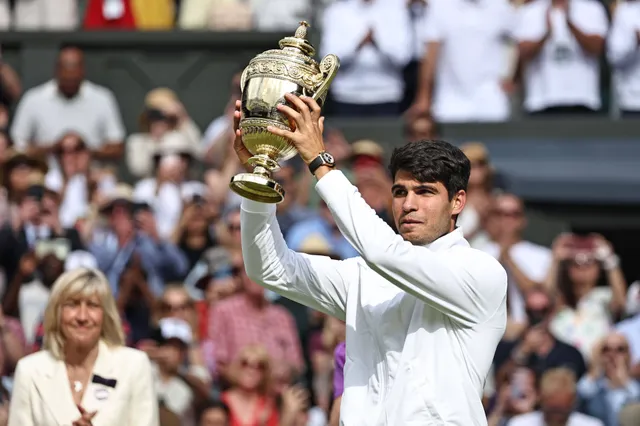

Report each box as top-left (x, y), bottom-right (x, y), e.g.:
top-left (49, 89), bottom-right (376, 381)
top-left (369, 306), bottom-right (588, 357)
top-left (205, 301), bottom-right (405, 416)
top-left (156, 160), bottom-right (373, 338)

top-left (322, 152), bottom-right (335, 164)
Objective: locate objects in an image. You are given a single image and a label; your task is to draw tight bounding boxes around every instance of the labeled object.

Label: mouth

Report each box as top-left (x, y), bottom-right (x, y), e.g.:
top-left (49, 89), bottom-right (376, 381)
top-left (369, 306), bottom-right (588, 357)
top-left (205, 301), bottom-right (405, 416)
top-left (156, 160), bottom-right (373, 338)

top-left (400, 219), bottom-right (422, 226)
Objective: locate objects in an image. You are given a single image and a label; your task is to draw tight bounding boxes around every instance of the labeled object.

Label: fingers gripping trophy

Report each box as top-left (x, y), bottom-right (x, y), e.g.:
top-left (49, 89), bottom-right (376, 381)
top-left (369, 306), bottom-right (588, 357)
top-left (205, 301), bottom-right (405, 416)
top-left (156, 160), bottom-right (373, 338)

top-left (229, 21), bottom-right (340, 203)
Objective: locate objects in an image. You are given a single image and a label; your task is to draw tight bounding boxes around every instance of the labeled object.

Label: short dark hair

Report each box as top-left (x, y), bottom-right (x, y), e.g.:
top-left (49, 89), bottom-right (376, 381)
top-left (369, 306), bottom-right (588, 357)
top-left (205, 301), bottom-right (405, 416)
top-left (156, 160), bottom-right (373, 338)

top-left (388, 140), bottom-right (470, 200)
top-left (197, 399), bottom-right (231, 422)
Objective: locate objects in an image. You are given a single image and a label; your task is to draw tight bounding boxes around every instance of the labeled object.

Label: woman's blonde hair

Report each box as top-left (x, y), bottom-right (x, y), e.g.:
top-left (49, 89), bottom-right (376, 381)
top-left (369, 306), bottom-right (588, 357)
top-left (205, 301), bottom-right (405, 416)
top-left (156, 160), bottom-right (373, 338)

top-left (228, 344), bottom-right (272, 395)
top-left (43, 268), bottom-right (125, 359)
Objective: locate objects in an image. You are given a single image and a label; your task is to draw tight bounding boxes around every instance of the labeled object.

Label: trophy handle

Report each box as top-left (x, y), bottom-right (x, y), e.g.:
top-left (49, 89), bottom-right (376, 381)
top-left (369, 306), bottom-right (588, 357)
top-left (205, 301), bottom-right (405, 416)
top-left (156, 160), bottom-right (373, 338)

top-left (240, 67), bottom-right (249, 93)
top-left (312, 54), bottom-right (340, 103)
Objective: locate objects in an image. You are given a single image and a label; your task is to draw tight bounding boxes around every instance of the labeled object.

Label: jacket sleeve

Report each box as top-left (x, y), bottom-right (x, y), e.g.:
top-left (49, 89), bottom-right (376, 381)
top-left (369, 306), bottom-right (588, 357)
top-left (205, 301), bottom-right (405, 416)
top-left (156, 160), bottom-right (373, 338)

top-left (241, 199), bottom-right (359, 321)
top-left (8, 360), bottom-right (35, 426)
top-left (128, 352), bottom-right (159, 426)
top-left (316, 171), bottom-right (507, 327)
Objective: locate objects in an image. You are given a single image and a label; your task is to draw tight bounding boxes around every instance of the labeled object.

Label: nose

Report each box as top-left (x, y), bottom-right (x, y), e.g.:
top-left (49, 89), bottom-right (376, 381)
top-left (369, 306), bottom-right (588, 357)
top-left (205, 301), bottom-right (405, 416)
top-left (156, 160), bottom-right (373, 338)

top-left (76, 303), bottom-right (89, 322)
top-left (402, 192), bottom-right (418, 213)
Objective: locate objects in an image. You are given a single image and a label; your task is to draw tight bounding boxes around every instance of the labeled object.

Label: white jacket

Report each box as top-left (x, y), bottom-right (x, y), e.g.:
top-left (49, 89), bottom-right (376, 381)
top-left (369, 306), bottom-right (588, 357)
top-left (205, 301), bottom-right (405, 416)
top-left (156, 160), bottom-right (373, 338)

top-left (241, 170), bottom-right (507, 426)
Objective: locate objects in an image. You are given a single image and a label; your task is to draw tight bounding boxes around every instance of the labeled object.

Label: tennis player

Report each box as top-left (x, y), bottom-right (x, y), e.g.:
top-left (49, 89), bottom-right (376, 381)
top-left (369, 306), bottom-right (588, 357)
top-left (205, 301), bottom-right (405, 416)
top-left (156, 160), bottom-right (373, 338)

top-left (233, 95), bottom-right (507, 425)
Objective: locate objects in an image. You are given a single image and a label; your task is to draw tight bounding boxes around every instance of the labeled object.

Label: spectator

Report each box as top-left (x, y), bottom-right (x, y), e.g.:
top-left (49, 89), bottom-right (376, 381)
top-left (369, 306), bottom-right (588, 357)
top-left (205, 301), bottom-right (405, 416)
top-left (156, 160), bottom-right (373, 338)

top-left (0, 171), bottom-right (85, 290)
top-left (494, 287), bottom-right (587, 381)
top-left (487, 366), bottom-right (538, 426)
top-left (208, 264), bottom-right (305, 381)
top-left (89, 183), bottom-right (189, 297)
top-left (320, 0), bottom-right (412, 117)
top-left (45, 132), bottom-right (117, 229)
top-left (198, 400), bottom-right (230, 426)
top-left (178, 0), bottom-right (253, 31)
top-left (220, 345), bottom-right (279, 426)
top-left (482, 193), bottom-right (552, 335)
top-left (458, 142), bottom-right (496, 250)
top-left (10, 46), bottom-right (125, 165)
top-left (84, 0), bottom-right (137, 30)
top-left (409, 0), bottom-right (517, 122)
top-left (547, 233), bottom-right (627, 360)
top-left (329, 341), bottom-right (345, 426)
top-left (127, 88), bottom-right (201, 178)
top-left (508, 367), bottom-right (603, 426)
top-left (607, 0), bottom-right (640, 118)
top-left (514, 0), bottom-right (608, 115)
top-left (0, 150), bottom-right (48, 207)
top-left (578, 332), bottom-right (640, 426)
top-left (133, 133), bottom-right (202, 240)
top-left (151, 317), bottom-right (199, 426)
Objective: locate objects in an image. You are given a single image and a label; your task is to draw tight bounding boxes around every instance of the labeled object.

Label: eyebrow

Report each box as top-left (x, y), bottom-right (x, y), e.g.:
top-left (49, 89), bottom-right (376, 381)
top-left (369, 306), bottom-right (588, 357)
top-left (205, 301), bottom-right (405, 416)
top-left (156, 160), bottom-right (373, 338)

top-left (391, 184), bottom-right (437, 192)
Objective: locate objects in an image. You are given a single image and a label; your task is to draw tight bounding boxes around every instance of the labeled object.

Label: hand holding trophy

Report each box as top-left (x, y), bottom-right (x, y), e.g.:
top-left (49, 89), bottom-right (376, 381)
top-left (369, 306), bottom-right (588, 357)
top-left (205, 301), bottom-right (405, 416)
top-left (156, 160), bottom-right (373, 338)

top-left (229, 21), bottom-right (340, 203)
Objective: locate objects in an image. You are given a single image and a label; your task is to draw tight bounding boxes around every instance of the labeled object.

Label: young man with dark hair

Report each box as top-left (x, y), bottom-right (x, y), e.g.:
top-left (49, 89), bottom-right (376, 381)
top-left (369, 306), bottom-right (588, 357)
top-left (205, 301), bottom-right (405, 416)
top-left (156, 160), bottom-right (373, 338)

top-left (233, 94), bottom-right (507, 425)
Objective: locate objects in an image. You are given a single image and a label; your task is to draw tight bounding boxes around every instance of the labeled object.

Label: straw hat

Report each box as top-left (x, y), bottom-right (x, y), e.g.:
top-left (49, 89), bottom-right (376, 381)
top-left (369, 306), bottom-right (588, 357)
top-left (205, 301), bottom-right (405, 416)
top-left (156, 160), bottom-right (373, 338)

top-left (299, 234), bottom-right (340, 259)
top-left (98, 183), bottom-right (142, 214)
top-left (144, 87), bottom-right (179, 111)
top-left (351, 139), bottom-right (384, 159)
top-left (152, 131), bottom-right (196, 161)
top-left (460, 141), bottom-right (490, 164)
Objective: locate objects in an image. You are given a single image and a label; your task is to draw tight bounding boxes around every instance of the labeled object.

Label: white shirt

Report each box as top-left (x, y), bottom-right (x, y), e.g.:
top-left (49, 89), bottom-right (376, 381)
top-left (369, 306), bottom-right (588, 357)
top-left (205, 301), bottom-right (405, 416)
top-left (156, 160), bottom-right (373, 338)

top-left (423, 0), bottom-right (516, 122)
top-left (320, 0), bottom-right (412, 105)
top-left (508, 411), bottom-right (603, 426)
top-left (607, 1), bottom-right (640, 111)
top-left (241, 170), bottom-right (507, 426)
top-left (515, 0), bottom-right (608, 112)
top-left (482, 240), bottom-right (552, 323)
top-left (10, 80), bottom-right (125, 151)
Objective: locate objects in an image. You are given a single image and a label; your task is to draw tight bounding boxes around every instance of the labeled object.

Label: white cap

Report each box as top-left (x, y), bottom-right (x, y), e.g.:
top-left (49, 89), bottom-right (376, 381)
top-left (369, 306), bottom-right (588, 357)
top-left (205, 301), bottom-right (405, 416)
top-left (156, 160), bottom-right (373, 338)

top-left (158, 317), bottom-right (193, 346)
top-left (64, 251), bottom-right (98, 271)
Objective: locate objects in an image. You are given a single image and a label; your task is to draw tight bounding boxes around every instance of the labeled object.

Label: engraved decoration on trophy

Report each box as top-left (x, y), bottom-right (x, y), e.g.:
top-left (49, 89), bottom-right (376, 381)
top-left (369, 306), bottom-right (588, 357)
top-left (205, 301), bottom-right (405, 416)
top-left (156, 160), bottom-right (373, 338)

top-left (229, 21), bottom-right (340, 204)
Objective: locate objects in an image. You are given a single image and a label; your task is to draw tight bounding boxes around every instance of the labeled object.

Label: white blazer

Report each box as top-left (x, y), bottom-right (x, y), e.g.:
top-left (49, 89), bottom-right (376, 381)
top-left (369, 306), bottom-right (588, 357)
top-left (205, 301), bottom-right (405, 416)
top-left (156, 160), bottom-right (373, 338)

top-left (8, 340), bottom-right (159, 426)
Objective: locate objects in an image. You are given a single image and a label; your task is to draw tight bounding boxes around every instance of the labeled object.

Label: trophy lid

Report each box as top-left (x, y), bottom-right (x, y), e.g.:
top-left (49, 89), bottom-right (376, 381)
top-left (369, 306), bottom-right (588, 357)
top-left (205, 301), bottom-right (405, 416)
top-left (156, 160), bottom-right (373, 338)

top-left (279, 21), bottom-right (315, 57)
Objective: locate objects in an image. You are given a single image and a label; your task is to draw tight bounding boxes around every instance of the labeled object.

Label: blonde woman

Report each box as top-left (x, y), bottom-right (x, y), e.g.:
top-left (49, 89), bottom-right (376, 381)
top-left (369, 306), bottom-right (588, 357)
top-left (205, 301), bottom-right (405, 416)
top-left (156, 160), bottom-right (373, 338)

top-left (221, 345), bottom-right (279, 426)
top-left (8, 268), bottom-right (158, 426)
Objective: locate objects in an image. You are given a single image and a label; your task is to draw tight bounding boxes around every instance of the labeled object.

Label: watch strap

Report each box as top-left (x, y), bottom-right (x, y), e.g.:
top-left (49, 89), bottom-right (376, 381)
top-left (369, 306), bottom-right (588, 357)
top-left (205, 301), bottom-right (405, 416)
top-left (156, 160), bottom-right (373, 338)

top-left (308, 152), bottom-right (335, 175)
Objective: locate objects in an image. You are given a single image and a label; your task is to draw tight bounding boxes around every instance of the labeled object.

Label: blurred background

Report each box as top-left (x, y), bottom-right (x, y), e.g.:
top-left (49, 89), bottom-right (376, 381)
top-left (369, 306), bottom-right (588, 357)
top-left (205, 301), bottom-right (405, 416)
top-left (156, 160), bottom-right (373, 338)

top-left (1, 0), bottom-right (640, 425)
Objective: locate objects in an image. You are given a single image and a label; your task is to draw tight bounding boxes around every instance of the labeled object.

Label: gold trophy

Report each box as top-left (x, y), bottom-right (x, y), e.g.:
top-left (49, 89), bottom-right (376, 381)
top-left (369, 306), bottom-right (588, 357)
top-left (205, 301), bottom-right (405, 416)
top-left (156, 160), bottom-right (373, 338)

top-left (229, 21), bottom-right (340, 204)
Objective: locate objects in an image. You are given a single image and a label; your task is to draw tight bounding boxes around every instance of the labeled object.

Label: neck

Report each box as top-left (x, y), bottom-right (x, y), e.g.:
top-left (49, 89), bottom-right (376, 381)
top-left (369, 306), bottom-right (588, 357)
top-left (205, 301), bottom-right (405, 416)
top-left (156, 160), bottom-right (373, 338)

top-left (117, 231), bottom-right (134, 247)
top-left (234, 386), bottom-right (260, 400)
top-left (65, 342), bottom-right (100, 369)
top-left (245, 294), bottom-right (267, 309)
top-left (535, 329), bottom-right (555, 356)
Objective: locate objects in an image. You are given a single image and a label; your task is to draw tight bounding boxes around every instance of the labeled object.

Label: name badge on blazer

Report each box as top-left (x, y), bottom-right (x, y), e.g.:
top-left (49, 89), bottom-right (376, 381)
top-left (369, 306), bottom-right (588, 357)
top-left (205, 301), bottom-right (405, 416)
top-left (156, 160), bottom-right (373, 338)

top-left (92, 375), bottom-right (117, 388)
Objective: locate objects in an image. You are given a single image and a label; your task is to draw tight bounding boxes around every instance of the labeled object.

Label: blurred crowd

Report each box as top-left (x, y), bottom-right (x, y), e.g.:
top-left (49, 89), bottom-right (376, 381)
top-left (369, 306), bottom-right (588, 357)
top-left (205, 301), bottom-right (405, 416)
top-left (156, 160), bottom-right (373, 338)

top-left (0, 0), bottom-right (640, 425)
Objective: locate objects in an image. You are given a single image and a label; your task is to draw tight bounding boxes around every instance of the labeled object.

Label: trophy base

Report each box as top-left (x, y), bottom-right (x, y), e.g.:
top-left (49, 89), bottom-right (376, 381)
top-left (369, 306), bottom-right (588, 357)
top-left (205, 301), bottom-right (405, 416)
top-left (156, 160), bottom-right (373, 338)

top-left (229, 173), bottom-right (285, 204)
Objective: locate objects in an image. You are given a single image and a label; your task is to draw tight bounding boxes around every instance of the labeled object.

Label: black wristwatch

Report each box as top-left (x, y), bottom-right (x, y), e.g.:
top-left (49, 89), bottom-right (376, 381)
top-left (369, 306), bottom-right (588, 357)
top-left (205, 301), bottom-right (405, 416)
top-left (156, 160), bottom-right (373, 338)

top-left (308, 151), bottom-right (336, 175)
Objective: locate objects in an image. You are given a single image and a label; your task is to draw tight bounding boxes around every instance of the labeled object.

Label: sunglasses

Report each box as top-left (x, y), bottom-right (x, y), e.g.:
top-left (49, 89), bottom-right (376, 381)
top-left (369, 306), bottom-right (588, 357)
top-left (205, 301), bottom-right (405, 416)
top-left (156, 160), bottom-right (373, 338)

top-left (241, 359), bottom-right (266, 371)
top-left (495, 209), bottom-right (523, 218)
top-left (228, 224), bottom-right (241, 232)
top-left (602, 345), bottom-right (627, 354)
top-left (60, 145), bottom-right (85, 154)
top-left (161, 302), bottom-right (191, 313)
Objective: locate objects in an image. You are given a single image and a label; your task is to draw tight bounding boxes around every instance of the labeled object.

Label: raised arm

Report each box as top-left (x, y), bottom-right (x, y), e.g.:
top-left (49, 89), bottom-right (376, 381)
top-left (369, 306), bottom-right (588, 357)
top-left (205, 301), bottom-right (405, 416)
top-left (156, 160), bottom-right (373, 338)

top-left (241, 199), bottom-right (358, 320)
top-left (316, 171), bottom-right (506, 326)
top-left (265, 94), bottom-right (507, 327)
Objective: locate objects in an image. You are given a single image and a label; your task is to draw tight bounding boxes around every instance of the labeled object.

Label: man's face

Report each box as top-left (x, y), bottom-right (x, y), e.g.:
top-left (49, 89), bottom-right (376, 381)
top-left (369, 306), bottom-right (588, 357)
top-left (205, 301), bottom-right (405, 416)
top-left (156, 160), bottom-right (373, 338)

top-left (541, 390), bottom-right (575, 426)
top-left (525, 291), bottom-right (552, 327)
top-left (55, 49), bottom-right (85, 98)
top-left (391, 169), bottom-right (464, 245)
top-left (493, 194), bottom-right (525, 240)
top-left (109, 203), bottom-right (134, 237)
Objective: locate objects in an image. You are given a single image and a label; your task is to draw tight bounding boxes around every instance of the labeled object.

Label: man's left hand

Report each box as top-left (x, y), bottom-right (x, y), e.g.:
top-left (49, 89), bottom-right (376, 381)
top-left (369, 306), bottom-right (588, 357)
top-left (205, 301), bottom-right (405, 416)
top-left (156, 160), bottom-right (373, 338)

top-left (267, 93), bottom-right (326, 165)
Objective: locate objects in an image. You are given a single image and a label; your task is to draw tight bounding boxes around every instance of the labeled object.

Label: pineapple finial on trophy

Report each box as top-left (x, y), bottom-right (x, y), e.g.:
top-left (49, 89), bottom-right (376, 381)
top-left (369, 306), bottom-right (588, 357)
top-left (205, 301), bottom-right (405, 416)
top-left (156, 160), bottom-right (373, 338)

top-left (295, 21), bottom-right (310, 39)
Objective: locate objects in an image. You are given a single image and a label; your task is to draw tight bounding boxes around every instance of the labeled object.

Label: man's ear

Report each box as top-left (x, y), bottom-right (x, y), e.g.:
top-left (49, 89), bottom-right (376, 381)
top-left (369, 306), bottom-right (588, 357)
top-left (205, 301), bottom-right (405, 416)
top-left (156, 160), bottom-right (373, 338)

top-left (452, 190), bottom-right (466, 216)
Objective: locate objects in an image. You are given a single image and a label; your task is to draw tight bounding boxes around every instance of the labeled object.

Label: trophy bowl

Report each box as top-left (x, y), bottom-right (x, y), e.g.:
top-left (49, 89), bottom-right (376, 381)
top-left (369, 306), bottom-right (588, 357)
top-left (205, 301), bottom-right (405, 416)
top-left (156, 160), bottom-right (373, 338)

top-left (229, 21), bottom-right (340, 204)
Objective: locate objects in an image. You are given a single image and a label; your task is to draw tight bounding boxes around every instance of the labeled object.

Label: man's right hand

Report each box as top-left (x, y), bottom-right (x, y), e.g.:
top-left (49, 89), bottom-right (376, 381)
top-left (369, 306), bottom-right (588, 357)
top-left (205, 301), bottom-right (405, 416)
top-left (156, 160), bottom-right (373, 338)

top-left (232, 100), bottom-right (253, 172)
